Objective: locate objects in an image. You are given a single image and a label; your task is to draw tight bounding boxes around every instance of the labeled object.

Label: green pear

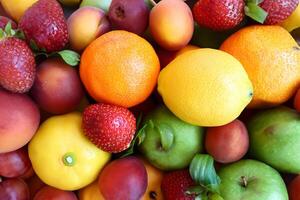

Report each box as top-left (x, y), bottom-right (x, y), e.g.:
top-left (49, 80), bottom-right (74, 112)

top-left (80, 0), bottom-right (112, 12)
top-left (138, 106), bottom-right (204, 171)
top-left (248, 106), bottom-right (300, 173)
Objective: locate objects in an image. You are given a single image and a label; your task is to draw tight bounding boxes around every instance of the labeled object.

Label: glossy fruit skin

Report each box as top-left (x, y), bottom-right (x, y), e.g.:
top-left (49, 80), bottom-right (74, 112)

top-left (161, 170), bottom-right (195, 200)
top-left (158, 49), bottom-right (253, 127)
top-left (19, 0), bottom-right (68, 52)
top-left (0, 178), bottom-right (30, 200)
top-left (28, 112), bottom-right (111, 190)
top-left (80, 30), bottom-right (160, 108)
top-left (193, 0), bottom-right (245, 31)
top-left (205, 119), bottom-right (249, 163)
top-left (108, 0), bottom-right (149, 35)
top-left (33, 186), bottom-right (78, 200)
top-left (0, 147), bottom-right (31, 178)
top-left (83, 103), bottom-right (136, 153)
top-left (99, 156), bottom-right (148, 200)
top-left (219, 159), bottom-right (288, 200)
top-left (288, 175), bottom-right (300, 200)
top-left (0, 89), bottom-right (40, 153)
top-left (79, 180), bottom-right (105, 200)
top-left (220, 25), bottom-right (300, 108)
top-left (248, 106), bottom-right (300, 173)
top-left (260, 0), bottom-right (299, 25)
top-left (293, 87), bottom-right (300, 112)
top-left (31, 58), bottom-right (84, 114)
top-left (0, 37), bottom-right (36, 93)
top-left (26, 175), bottom-right (46, 199)
top-left (0, 16), bottom-right (17, 29)
top-left (139, 106), bottom-right (204, 170)
top-left (149, 0), bottom-right (194, 50)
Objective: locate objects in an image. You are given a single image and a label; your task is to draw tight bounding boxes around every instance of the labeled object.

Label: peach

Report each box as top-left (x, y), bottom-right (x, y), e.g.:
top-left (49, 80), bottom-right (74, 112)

top-left (1, 0), bottom-right (38, 22)
top-left (0, 89), bottom-right (40, 153)
top-left (149, 0), bottom-right (194, 51)
top-left (67, 6), bottom-right (110, 52)
top-left (205, 119), bottom-right (249, 163)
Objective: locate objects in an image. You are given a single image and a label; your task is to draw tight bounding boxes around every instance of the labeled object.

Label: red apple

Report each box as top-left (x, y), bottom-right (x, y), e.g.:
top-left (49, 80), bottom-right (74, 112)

top-left (0, 89), bottom-right (40, 153)
top-left (205, 119), bottom-right (249, 163)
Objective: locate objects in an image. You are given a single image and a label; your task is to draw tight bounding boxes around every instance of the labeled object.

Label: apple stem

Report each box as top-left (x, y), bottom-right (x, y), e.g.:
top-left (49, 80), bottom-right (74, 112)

top-left (241, 176), bottom-right (248, 187)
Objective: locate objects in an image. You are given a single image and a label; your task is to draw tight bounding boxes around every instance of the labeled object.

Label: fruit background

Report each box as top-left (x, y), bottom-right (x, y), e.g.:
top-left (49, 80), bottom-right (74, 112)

top-left (1, 0), bottom-right (300, 199)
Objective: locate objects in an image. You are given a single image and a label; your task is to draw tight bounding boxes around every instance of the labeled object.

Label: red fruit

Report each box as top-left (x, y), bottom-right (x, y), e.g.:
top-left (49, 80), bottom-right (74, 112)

top-left (161, 170), bottom-right (195, 200)
top-left (259, 0), bottom-right (299, 25)
top-left (0, 178), bottom-right (30, 200)
top-left (0, 16), bottom-right (17, 29)
top-left (193, 0), bottom-right (245, 31)
top-left (288, 175), bottom-right (300, 200)
top-left (0, 37), bottom-right (36, 93)
top-left (19, 0), bottom-right (68, 52)
top-left (34, 186), bottom-right (77, 200)
top-left (294, 88), bottom-right (300, 112)
top-left (82, 103), bottom-right (136, 153)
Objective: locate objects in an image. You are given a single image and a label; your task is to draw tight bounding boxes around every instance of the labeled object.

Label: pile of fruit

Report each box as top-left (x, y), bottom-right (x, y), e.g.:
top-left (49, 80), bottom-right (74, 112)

top-left (2, 0), bottom-right (300, 199)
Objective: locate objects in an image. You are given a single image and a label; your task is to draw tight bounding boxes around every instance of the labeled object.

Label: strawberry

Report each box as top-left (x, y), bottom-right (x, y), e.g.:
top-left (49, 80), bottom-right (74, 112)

top-left (259, 0), bottom-right (299, 24)
top-left (82, 103), bottom-right (136, 153)
top-left (0, 16), bottom-right (17, 29)
top-left (0, 24), bottom-right (36, 93)
top-left (161, 170), bottom-right (196, 200)
top-left (19, 0), bottom-right (68, 53)
top-left (193, 0), bottom-right (245, 31)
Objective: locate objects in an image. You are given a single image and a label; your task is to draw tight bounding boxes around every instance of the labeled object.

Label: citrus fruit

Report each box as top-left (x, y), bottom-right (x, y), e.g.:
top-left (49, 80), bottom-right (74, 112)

top-left (28, 112), bottom-right (111, 191)
top-left (80, 30), bottom-right (160, 108)
top-left (220, 25), bottom-right (300, 108)
top-left (158, 48), bottom-right (253, 127)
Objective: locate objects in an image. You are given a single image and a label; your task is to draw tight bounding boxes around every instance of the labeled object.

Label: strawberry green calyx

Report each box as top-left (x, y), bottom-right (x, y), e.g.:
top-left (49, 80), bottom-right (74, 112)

top-left (245, 0), bottom-right (268, 23)
top-left (0, 22), bottom-right (15, 40)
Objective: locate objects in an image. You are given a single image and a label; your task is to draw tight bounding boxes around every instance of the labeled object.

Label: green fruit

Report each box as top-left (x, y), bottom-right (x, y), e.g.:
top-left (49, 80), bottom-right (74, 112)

top-left (248, 106), bottom-right (300, 173)
top-left (138, 106), bottom-right (204, 171)
top-left (80, 0), bottom-right (112, 12)
top-left (219, 159), bottom-right (288, 200)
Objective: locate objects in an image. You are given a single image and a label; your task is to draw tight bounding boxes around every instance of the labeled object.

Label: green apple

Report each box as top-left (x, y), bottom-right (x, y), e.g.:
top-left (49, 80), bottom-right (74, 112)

top-left (219, 159), bottom-right (288, 200)
top-left (80, 0), bottom-right (112, 12)
top-left (138, 105), bottom-right (204, 171)
top-left (59, 0), bottom-right (81, 6)
top-left (248, 106), bottom-right (300, 173)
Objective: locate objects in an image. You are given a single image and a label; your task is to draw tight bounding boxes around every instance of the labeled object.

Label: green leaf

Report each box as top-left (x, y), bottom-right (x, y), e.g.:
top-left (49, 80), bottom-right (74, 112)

top-left (30, 40), bottom-right (40, 52)
top-left (4, 22), bottom-right (12, 35)
top-left (0, 29), bottom-right (4, 39)
top-left (57, 50), bottom-right (81, 66)
top-left (15, 30), bottom-right (25, 40)
top-left (185, 186), bottom-right (206, 195)
top-left (189, 154), bottom-right (221, 193)
top-left (156, 123), bottom-right (174, 151)
top-left (245, 3), bottom-right (268, 24)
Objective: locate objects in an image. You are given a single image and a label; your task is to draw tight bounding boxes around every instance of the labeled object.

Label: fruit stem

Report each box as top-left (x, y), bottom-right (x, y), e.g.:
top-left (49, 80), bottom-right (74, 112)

top-left (240, 176), bottom-right (248, 187)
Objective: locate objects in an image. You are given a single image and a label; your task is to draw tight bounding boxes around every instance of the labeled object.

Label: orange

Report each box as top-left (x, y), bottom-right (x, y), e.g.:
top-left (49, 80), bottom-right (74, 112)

top-left (220, 25), bottom-right (300, 108)
top-left (80, 30), bottom-right (160, 108)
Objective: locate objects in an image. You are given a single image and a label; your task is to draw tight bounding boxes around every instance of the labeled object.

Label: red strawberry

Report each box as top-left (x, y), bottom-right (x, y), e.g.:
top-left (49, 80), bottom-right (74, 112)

top-left (82, 103), bottom-right (136, 153)
top-left (193, 0), bottom-right (245, 31)
top-left (161, 170), bottom-right (196, 200)
top-left (19, 0), bottom-right (68, 52)
top-left (0, 16), bottom-right (17, 29)
top-left (0, 25), bottom-right (36, 93)
top-left (259, 0), bottom-right (299, 24)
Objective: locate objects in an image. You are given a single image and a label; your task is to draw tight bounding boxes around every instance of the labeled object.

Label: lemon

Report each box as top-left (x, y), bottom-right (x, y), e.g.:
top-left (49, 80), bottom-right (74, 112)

top-left (157, 48), bottom-right (253, 127)
top-left (280, 3), bottom-right (300, 32)
top-left (1, 0), bottom-right (38, 22)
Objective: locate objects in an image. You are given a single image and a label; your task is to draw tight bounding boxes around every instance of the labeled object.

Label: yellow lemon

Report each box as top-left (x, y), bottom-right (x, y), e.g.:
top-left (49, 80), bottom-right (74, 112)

top-left (158, 48), bottom-right (253, 127)
top-left (28, 112), bottom-right (111, 191)
top-left (1, 0), bottom-right (38, 21)
top-left (280, 3), bottom-right (300, 32)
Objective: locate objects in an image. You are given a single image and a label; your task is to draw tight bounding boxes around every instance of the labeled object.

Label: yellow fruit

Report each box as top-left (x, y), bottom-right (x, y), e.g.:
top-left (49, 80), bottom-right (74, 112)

top-left (79, 181), bottom-right (105, 200)
top-left (1, 0), bottom-right (38, 21)
top-left (28, 112), bottom-right (111, 191)
top-left (175, 44), bottom-right (199, 57)
top-left (141, 159), bottom-right (164, 200)
top-left (158, 48), bottom-right (253, 127)
top-left (280, 3), bottom-right (300, 32)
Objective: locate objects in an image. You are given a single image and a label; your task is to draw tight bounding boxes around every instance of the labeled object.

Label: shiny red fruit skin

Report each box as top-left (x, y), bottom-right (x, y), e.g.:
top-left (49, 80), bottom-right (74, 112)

top-left (19, 0), bottom-right (68, 52)
top-left (260, 0), bottom-right (299, 25)
top-left (0, 37), bottom-right (36, 93)
top-left (0, 178), bottom-right (30, 200)
top-left (0, 16), bottom-right (17, 29)
top-left (161, 170), bottom-right (195, 200)
top-left (83, 103), bottom-right (136, 153)
top-left (193, 0), bottom-right (245, 31)
top-left (0, 147), bottom-right (31, 178)
top-left (33, 186), bottom-right (77, 200)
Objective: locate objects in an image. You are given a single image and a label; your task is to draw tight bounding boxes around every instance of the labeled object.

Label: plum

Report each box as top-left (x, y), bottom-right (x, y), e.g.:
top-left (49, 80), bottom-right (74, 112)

top-left (31, 58), bottom-right (84, 114)
top-left (0, 89), bottom-right (40, 153)
top-left (205, 119), bottom-right (249, 163)
top-left (99, 156), bottom-right (148, 200)
top-left (108, 0), bottom-right (149, 35)
top-left (0, 178), bottom-right (30, 200)
top-left (33, 186), bottom-right (77, 200)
